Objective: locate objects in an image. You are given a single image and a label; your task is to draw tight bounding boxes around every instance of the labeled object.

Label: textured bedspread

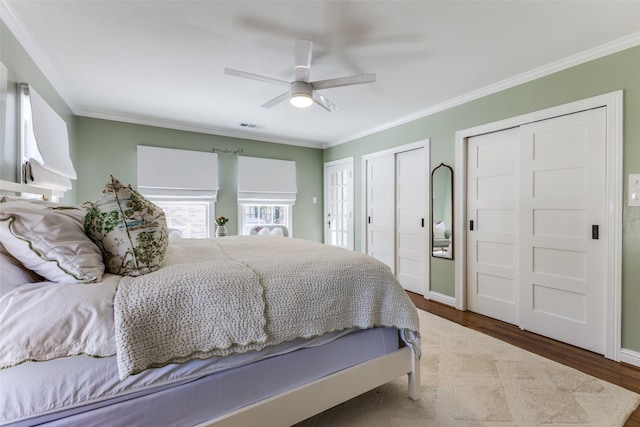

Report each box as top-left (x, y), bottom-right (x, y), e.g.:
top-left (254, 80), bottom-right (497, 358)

top-left (115, 236), bottom-right (420, 379)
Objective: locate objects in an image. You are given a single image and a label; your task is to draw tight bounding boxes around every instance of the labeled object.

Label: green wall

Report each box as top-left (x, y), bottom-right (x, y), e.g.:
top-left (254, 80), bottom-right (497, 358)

top-left (76, 117), bottom-right (324, 242)
top-left (324, 45), bottom-right (640, 352)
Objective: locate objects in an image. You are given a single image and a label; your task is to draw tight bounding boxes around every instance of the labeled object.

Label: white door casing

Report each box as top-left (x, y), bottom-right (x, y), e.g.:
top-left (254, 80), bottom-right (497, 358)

top-left (396, 148), bottom-right (427, 295)
top-left (324, 158), bottom-right (354, 250)
top-left (455, 91), bottom-right (623, 360)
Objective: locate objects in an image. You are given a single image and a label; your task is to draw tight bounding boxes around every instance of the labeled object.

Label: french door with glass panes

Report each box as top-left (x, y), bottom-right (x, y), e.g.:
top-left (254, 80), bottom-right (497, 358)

top-left (324, 158), bottom-right (354, 250)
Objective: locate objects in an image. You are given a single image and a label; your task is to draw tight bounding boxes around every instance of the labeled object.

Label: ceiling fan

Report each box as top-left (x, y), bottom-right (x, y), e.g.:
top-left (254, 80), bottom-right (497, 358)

top-left (224, 39), bottom-right (376, 112)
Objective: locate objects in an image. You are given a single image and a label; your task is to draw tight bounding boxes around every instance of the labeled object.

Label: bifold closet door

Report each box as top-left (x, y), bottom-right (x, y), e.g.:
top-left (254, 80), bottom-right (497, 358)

top-left (518, 108), bottom-right (606, 354)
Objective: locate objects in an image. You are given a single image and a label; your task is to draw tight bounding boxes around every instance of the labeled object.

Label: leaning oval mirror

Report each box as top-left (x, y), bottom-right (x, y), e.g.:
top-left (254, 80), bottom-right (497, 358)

top-left (431, 163), bottom-right (453, 259)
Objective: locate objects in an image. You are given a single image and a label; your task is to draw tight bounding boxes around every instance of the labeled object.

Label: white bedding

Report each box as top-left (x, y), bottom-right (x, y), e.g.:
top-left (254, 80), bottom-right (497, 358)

top-left (115, 237), bottom-right (421, 379)
top-left (1, 327), bottom-right (387, 426)
top-left (0, 235), bottom-right (421, 425)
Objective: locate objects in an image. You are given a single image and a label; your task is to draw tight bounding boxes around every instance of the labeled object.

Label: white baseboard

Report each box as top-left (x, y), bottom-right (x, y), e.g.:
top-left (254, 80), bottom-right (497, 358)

top-left (620, 348), bottom-right (640, 368)
top-left (426, 291), bottom-right (456, 307)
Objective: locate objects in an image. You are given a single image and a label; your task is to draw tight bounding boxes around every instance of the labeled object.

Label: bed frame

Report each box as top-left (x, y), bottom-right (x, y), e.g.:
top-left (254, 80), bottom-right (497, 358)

top-left (0, 179), bottom-right (53, 200)
top-left (202, 346), bottom-right (420, 426)
top-left (0, 179), bottom-right (421, 426)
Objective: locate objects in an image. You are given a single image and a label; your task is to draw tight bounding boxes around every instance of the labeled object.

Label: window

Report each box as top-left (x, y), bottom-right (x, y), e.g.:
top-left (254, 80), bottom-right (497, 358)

top-left (237, 156), bottom-right (297, 236)
top-left (137, 146), bottom-right (219, 238)
top-left (153, 200), bottom-right (212, 239)
top-left (241, 204), bottom-right (291, 236)
top-left (19, 83), bottom-right (76, 199)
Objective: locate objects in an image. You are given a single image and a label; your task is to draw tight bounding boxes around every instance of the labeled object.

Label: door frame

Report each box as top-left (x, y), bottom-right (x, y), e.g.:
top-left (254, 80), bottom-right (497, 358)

top-left (323, 157), bottom-right (355, 250)
top-left (454, 91), bottom-right (623, 360)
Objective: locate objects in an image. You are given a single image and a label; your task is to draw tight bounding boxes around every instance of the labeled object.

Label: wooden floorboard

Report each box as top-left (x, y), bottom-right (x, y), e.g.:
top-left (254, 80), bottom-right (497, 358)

top-left (406, 292), bottom-right (640, 426)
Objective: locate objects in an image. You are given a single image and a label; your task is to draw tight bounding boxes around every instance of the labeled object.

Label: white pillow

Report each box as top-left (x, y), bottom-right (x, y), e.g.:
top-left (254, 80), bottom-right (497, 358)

top-left (270, 227), bottom-right (284, 236)
top-left (0, 201), bottom-right (104, 283)
top-left (433, 221), bottom-right (446, 239)
top-left (0, 242), bottom-right (42, 298)
top-left (0, 275), bottom-right (119, 369)
top-left (258, 228), bottom-right (271, 236)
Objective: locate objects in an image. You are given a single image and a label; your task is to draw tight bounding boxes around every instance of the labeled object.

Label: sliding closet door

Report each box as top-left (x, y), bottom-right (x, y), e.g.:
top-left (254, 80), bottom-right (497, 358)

top-left (366, 155), bottom-right (396, 272)
top-left (466, 128), bottom-right (520, 324)
top-left (396, 148), bottom-right (426, 295)
top-left (518, 108), bottom-right (606, 354)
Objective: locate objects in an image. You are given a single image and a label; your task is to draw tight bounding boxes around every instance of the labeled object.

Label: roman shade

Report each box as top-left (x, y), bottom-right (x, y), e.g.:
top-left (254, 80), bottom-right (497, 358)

top-left (137, 146), bottom-right (219, 200)
top-left (21, 84), bottom-right (76, 195)
top-left (237, 156), bottom-right (297, 204)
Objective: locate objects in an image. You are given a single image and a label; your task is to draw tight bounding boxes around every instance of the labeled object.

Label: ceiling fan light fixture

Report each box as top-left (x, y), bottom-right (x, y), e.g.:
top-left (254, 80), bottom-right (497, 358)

top-left (290, 93), bottom-right (313, 108)
top-left (289, 81), bottom-right (313, 108)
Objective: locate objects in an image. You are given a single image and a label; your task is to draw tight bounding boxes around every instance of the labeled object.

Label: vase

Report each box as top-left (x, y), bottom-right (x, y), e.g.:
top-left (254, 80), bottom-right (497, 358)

top-left (215, 225), bottom-right (227, 237)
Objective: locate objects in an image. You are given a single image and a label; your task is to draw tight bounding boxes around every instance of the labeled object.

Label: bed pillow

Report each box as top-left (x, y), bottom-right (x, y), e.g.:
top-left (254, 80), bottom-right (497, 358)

top-left (0, 275), bottom-right (119, 369)
top-left (0, 242), bottom-right (43, 297)
top-left (269, 227), bottom-right (284, 236)
top-left (433, 221), bottom-right (446, 239)
top-left (0, 201), bottom-right (104, 283)
top-left (84, 176), bottom-right (168, 276)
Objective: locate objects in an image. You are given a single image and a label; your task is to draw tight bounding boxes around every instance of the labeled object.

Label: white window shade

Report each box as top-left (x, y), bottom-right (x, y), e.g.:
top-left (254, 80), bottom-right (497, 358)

top-left (137, 146), bottom-right (219, 200)
top-left (21, 84), bottom-right (76, 193)
top-left (237, 156), bottom-right (297, 204)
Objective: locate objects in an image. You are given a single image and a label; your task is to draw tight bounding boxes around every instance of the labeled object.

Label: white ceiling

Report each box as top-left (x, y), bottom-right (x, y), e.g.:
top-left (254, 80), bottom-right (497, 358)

top-left (3, 1), bottom-right (640, 148)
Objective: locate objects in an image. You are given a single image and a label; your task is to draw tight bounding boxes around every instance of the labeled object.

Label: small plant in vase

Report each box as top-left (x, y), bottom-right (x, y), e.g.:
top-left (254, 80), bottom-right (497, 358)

top-left (215, 216), bottom-right (229, 237)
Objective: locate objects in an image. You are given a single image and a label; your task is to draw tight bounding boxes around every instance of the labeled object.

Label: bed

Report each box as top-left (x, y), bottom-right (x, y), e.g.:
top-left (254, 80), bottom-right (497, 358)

top-left (0, 178), bottom-right (421, 427)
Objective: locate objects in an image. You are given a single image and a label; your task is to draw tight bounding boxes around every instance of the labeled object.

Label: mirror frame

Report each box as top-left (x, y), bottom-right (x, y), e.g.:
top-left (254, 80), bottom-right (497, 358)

top-left (431, 163), bottom-right (454, 260)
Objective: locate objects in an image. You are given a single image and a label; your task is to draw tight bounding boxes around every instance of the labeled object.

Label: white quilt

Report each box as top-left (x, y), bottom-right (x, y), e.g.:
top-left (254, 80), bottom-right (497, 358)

top-left (115, 236), bottom-right (420, 379)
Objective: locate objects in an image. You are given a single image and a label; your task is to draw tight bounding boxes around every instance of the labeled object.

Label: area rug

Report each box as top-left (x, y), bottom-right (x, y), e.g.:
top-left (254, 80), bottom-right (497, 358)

top-left (297, 309), bottom-right (640, 426)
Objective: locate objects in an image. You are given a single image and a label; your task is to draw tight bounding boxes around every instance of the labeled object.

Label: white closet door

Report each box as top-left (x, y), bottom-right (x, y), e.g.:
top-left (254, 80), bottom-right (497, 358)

top-left (366, 155), bottom-right (395, 272)
top-left (518, 108), bottom-right (606, 354)
top-left (467, 128), bottom-right (520, 325)
top-left (396, 149), bottom-right (426, 295)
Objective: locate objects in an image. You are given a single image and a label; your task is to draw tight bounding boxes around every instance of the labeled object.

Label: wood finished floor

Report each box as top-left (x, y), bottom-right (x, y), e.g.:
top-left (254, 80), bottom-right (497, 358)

top-left (406, 292), bottom-right (640, 427)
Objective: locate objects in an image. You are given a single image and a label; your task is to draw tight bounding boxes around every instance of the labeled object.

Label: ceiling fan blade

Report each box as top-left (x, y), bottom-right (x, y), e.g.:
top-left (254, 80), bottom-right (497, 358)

top-left (224, 68), bottom-right (289, 87)
top-left (294, 39), bottom-right (313, 82)
top-left (312, 91), bottom-right (337, 112)
top-left (311, 73), bottom-right (376, 90)
top-left (261, 92), bottom-right (289, 108)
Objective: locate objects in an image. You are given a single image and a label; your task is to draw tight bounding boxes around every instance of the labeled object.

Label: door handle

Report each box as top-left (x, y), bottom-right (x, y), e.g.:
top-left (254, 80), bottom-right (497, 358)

top-left (592, 225), bottom-right (599, 240)
top-left (470, 220), bottom-right (474, 231)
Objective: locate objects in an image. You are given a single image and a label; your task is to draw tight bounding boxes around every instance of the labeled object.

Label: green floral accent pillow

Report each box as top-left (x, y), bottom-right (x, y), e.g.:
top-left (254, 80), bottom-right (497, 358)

top-left (85, 176), bottom-right (168, 276)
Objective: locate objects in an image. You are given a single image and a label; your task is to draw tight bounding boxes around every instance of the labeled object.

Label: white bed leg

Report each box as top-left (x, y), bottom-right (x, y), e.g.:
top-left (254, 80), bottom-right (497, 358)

top-left (407, 351), bottom-right (420, 400)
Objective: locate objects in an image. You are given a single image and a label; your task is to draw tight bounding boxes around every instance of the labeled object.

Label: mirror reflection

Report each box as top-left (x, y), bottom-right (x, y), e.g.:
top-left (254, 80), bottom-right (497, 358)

top-left (431, 163), bottom-right (453, 259)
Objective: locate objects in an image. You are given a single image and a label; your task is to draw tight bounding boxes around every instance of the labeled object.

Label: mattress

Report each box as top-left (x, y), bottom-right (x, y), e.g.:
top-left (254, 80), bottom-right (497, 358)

top-left (1, 327), bottom-right (400, 427)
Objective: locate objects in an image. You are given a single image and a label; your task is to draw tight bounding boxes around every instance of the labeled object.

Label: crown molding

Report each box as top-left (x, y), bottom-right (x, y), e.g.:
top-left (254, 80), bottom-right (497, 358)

top-left (0, 0), bottom-right (77, 112)
top-left (326, 31), bottom-right (640, 148)
top-left (77, 109), bottom-right (324, 149)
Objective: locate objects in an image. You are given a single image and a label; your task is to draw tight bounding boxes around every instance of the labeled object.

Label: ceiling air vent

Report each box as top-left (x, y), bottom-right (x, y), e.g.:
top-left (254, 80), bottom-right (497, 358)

top-left (240, 122), bottom-right (265, 129)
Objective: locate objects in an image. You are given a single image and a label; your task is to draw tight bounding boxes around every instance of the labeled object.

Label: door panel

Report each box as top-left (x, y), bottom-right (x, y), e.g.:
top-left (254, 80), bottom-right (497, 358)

top-left (396, 149), bottom-right (426, 294)
top-left (518, 108), bottom-right (606, 354)
top-left (325, 161), bottom-right (353, 250)
top-left (366, 155), bottom-right (395, 272)
top-left (467, 128), bottom-right (519, 325)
